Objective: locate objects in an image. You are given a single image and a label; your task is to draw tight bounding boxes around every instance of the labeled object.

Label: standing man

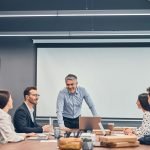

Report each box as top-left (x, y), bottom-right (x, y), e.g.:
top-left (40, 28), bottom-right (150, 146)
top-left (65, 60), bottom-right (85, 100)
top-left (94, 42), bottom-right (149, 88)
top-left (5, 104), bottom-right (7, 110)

top-left (14, 87), bottom-right (51, 133)
top-left (56, 74), bottom-right (98, 130)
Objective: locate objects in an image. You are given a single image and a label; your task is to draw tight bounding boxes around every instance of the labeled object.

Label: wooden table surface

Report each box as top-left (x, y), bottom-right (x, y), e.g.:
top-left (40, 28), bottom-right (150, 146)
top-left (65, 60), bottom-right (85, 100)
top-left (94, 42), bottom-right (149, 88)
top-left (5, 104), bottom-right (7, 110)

top-left (0, 140), bottom-right (149, 150)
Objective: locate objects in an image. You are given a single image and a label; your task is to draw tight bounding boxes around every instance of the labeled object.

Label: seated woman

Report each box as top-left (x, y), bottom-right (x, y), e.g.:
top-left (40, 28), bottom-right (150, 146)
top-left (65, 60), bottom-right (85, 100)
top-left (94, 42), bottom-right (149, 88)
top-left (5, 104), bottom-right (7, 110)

top-left (0, 90), bottom-right (35, 143)
top-left (124, 93), bottom-right (150, 139)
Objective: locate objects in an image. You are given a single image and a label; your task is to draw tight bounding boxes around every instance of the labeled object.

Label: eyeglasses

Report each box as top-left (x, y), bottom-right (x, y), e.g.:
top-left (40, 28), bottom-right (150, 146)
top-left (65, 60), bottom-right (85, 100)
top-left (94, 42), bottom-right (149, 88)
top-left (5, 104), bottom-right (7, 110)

top-left (29, 94), bottom-right (40, 97)
top-left (66, 83), bottom-right (75, 86)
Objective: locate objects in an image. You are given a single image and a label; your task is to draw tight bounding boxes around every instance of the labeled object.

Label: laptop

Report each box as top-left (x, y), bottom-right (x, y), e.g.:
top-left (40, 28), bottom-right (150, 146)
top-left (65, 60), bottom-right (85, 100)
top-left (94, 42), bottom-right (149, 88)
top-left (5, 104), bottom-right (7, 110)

top-left (79, 116), bottom-right (101, 130)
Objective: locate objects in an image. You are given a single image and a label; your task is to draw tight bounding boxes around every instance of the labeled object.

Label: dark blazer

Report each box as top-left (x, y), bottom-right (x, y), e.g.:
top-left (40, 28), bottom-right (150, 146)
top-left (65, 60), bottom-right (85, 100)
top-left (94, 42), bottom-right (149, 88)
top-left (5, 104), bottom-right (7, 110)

top-left (13, 102), bottom-right (43, 133)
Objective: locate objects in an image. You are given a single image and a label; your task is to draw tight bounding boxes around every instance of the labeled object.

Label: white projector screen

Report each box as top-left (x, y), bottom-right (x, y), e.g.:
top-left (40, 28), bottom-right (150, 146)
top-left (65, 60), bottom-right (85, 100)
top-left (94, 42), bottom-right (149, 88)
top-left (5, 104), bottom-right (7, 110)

top-left (36, 47), bottom-right (150, 118)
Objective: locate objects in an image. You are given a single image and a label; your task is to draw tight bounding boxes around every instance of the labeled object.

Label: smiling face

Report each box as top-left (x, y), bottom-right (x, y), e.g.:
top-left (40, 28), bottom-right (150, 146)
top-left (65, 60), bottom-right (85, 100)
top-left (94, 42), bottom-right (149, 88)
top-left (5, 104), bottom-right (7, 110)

top-left (66, 79), bottom-right (78, 94)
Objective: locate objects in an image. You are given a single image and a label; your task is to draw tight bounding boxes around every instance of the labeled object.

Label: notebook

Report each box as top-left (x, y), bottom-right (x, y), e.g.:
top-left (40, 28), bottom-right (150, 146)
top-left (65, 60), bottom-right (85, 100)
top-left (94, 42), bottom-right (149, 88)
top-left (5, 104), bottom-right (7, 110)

top-left (27, 133), bottom-right (49, 140)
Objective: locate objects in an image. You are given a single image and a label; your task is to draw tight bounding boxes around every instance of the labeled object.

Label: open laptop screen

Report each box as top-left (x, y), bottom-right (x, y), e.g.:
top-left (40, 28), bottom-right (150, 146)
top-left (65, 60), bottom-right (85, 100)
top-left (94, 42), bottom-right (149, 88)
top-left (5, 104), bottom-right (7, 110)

top-left (79, 117), bottom-right (101, 130)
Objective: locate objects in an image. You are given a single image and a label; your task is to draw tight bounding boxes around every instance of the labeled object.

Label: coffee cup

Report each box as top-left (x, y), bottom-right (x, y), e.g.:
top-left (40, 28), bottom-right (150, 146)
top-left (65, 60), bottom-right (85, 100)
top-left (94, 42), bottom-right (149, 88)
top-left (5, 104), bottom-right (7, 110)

top-left (107, 123), bottom-right (114, 131)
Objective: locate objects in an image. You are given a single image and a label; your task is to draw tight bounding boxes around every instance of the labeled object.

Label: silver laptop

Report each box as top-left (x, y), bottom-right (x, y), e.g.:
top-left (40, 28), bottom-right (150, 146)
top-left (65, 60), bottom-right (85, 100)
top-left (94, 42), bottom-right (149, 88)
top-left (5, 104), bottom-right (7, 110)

top-left (79, 116), bottom-right (101, 130)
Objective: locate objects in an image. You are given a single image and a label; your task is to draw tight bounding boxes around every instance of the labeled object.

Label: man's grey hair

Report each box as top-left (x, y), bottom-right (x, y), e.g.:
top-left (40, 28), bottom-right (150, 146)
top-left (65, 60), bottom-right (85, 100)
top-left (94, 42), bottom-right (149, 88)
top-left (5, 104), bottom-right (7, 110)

top-left (65, 74), bottom-right (77, 82)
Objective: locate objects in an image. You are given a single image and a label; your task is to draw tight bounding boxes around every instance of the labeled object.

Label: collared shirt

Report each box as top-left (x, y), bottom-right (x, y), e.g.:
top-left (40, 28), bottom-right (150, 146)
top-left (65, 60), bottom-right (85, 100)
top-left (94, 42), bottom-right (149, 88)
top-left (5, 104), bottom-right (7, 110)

top-left (56, 86), bottom-right (98, 127)
top-left (0, 109), bottom-right (24, 143)
top-left (24, 102), bottom-right (34, 122)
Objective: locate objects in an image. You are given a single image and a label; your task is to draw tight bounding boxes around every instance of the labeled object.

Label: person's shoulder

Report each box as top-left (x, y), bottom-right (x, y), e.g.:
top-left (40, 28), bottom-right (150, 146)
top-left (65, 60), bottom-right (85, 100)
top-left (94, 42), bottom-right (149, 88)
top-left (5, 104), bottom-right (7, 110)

top-left (15, 103), bottom-right (27, 113)
top-left (144, 111), bottom-right (150, 115)
top-left (59, 88), bottom-right (68, 94)
top-left (143, 111), bottom-right (150, 119)
top-left (0, 109), bottom-right (9, 118)
top-left (77, 86), bottom-right (86, 92)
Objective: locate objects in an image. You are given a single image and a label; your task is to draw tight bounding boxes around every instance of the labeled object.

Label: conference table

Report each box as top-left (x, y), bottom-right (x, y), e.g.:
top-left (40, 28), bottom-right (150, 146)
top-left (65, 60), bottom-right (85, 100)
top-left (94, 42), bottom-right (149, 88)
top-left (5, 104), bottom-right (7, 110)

top-left (0, 139), bottom-right (149, 150)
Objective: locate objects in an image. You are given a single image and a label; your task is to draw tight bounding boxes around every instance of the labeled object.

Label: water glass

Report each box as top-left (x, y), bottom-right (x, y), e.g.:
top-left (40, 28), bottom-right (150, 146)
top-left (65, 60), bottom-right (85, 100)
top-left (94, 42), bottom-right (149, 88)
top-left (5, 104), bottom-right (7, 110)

top-left (54, 127), bottom-right (61, 139)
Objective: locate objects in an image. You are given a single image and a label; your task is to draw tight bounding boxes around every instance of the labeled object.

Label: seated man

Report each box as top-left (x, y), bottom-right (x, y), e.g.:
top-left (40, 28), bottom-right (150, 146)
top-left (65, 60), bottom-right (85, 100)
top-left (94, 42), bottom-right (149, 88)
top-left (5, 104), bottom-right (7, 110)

top-left (14, 86), bottom-right (51, 133)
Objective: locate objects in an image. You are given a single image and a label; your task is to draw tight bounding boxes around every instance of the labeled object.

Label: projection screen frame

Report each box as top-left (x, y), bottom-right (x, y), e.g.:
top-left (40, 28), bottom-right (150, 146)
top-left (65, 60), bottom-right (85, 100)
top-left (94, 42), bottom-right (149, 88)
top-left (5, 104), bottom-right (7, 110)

top-left (34, 38), bottom-right (150, 120)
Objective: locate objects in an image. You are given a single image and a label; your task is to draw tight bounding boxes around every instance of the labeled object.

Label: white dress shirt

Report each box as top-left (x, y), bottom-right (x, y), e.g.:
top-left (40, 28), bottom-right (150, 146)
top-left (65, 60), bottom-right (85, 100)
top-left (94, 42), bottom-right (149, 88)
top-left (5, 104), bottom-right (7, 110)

top-left (24, 102), bottom-right (34, 122)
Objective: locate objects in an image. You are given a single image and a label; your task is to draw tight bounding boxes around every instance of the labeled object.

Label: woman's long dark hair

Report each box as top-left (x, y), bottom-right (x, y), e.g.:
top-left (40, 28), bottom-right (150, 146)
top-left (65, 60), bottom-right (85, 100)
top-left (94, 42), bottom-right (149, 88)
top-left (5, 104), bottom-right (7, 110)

top-left (138, 93), bottom-right (150, 111)
top-left (0, 90), bottom-right (10, 109)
